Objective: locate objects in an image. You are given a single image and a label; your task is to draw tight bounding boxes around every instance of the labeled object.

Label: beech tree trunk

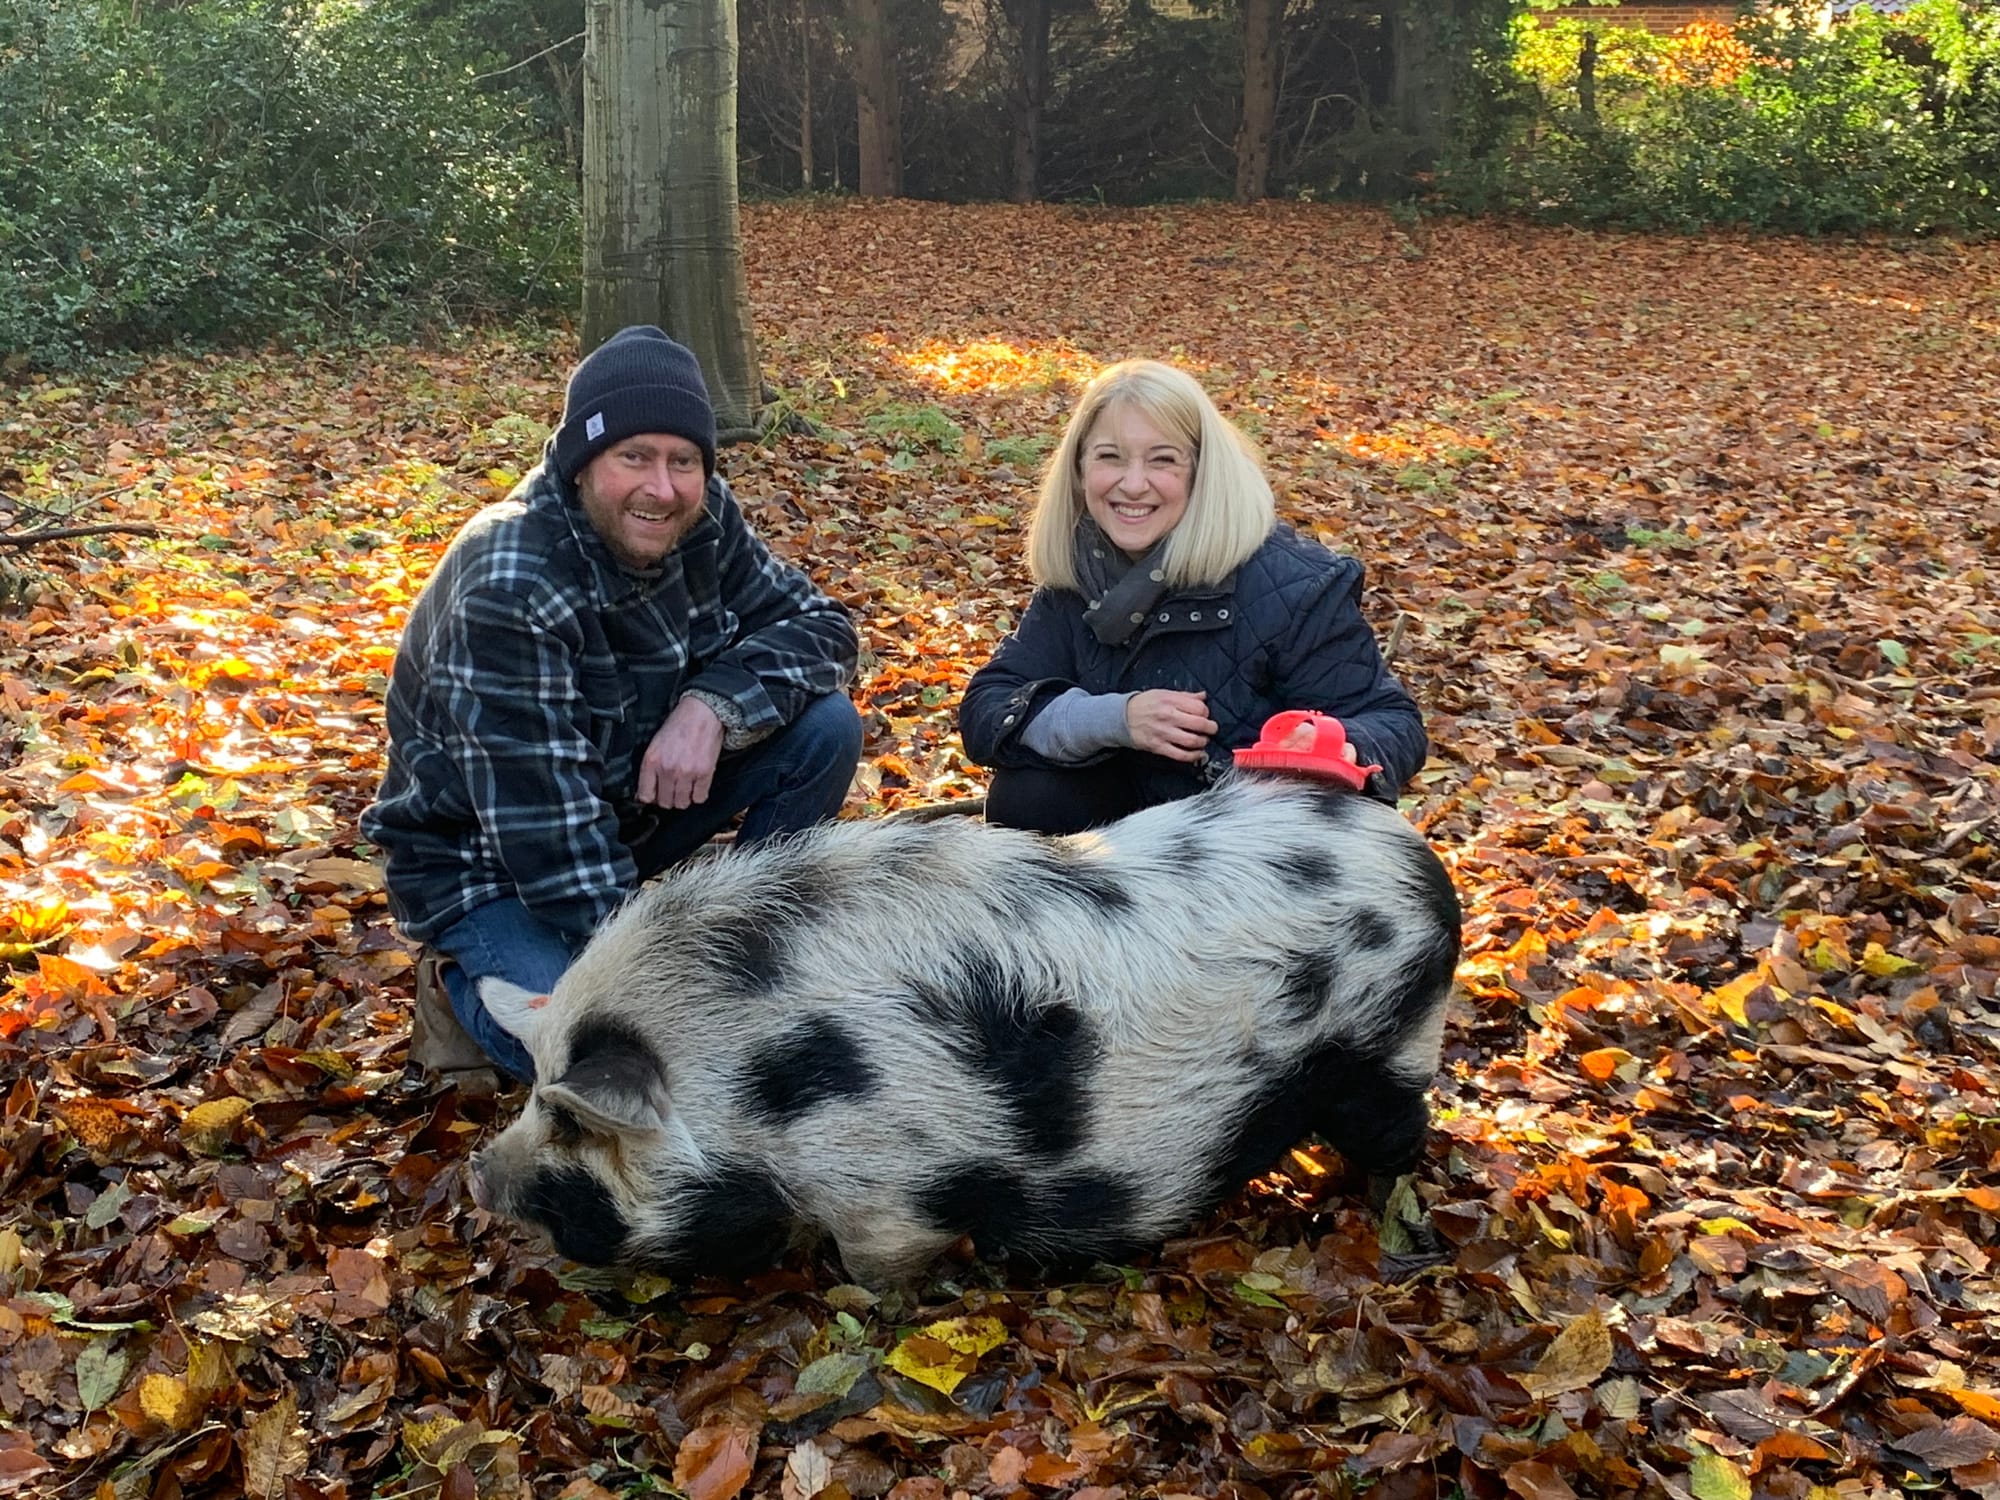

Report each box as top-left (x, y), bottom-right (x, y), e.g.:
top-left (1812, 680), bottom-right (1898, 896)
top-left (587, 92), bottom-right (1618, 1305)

top-left (1388, 0), bottom-right (1450, 164)
top-left (1005, 0), bottom-right (1051, 203)
top-left (846, 0), bottom-right (902, 197)
top-left (581, 0), bottom-right (761, 430)
top-left (1234, 0), bottom-right (1281, 203)
top-left (798, 0), bottom-right (815, 187)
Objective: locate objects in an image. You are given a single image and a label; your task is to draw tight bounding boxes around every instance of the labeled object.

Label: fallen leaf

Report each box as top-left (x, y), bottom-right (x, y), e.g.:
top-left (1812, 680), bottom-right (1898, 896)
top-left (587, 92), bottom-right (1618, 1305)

top-left (1519, 1310), bottom-right (1613, 1399)
top-left (675, 1421), bottom-right (758, 1500)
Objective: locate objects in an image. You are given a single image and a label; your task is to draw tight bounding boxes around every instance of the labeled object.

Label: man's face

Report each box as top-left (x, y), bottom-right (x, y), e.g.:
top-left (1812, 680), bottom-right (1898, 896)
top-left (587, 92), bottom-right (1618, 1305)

top-left (576, 434), bottom-right (707, 569)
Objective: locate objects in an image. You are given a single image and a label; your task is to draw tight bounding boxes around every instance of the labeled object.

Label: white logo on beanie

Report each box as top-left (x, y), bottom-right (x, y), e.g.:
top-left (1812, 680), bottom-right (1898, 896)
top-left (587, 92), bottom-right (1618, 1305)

top-left (586, 413), bottom-right (606, 440)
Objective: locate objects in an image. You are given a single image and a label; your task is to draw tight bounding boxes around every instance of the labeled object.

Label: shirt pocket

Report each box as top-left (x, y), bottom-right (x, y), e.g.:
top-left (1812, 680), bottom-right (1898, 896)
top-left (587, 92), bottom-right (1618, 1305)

top-left (579, 666), bottom-right (637, 777)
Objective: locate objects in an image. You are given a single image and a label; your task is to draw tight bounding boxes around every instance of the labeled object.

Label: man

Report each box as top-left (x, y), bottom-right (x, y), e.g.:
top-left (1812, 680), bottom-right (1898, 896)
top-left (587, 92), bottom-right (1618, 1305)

top-left (363, 326), bottom-right (862, 1084)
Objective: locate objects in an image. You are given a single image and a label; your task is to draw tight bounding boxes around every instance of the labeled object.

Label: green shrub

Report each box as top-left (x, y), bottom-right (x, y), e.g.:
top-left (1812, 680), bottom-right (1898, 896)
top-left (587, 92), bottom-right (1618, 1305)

top-left (0, 0), bottom-right (578, 366)
top-left (1446, 0), bottom-right (2000, 236)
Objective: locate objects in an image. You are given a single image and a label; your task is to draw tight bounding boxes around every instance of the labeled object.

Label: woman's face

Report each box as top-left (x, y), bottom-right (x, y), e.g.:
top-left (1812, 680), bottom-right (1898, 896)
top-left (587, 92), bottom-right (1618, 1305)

top-left (1080, 402), bottom-right (1192, 560)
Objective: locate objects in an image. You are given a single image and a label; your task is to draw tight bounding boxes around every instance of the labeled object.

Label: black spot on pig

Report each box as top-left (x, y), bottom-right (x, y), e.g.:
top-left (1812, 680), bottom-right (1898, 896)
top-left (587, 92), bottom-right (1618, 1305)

top-left (520, 1166), bottom-right (630, 1266)
top-left (1276, 849), bottom-right (1337, 888)
top-left (646, 1163), bottom-right (796, 1278)
top-left (1041, 1171), bottom-right (1139, 1243)
top-left (708, 909), bottom-right (788, 991)
top-left (1036, 852), bottom-right (1135, 914)
top-left (769, 860), bottom-right (842, 919)
top-left (918, 1161), bottom-right (1028, 1246)
top-left (1349, 908), bottom-right (1396, 952)
top-left (916, 1163), bottom-right (1139, 1264)
top-left (1307, 786), bottom-right (1369, 825)
top-left (1165, 834), bottom-right (1207, 873)
top-left (1277, 950), bottom-right (1340, 1025)
top-left (704, 860), bottom-right (838, 992)
top-left (921, 956), bottom-right (1098, 1157)
top-left (743, 1015), bottom-right (878, 1123)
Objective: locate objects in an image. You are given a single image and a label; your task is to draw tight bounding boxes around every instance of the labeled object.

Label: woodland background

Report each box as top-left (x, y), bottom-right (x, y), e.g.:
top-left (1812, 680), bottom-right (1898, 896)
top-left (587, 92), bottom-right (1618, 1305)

top-left (3, 0), bottom-right (2000, 364)
top-left (4, 2), bottom-right (2000, 1500)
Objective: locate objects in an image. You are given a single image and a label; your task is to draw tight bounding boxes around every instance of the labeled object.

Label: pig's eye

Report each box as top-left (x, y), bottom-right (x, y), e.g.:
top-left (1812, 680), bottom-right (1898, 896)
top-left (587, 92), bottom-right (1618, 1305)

top-left (546, 1103), bottom-right (586, 1146)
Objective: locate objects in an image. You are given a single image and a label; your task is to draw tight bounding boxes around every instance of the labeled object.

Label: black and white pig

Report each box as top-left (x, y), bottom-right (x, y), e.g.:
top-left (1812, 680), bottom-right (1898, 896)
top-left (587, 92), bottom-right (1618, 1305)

top-left (468, 771), bottom-right (1460, 1286)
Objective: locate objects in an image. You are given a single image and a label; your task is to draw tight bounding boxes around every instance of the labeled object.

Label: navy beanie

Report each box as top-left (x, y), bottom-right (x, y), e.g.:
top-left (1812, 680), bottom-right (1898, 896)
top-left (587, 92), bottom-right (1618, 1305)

top-left (552, 326), bottom-right (718, 484)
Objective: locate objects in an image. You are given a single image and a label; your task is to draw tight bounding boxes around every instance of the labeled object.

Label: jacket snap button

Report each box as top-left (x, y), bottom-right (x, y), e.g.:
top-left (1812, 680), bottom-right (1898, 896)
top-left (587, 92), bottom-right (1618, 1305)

top-left (1190, 610), bottom-right (1202, 621)
top-left (1150, 569), bottom-right (1165, 582)
top-left (1158, 612), bottom-right (1170, 622)
top-left (1218, 608), bottom-right (1230, 620)
top-left (1129, 612), bottom-right (1144, 623)
top-left (1003, 714), bottom-right (1017, 726)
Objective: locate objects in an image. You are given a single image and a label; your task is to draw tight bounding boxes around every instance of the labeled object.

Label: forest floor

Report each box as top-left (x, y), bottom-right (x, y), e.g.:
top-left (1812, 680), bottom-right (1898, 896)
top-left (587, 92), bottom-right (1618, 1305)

top-left (2, 201), bottom-right (1998, 1500)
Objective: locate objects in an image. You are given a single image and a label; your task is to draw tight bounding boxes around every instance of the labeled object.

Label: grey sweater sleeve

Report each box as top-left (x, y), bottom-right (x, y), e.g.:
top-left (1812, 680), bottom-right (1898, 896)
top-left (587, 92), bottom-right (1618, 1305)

top-left (1017, 687), bottom-right (1135, 763)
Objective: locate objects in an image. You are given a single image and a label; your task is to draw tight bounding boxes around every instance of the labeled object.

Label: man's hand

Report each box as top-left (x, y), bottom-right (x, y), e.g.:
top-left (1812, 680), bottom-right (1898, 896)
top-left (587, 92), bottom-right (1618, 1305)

top-left (639, 696), bottom-right (726, 809)
top-left (1126, 689), bottom-right (1217, 763)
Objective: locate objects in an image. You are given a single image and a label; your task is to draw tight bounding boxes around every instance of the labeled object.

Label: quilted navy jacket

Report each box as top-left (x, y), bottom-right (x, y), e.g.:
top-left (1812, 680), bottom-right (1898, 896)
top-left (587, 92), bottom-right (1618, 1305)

top-left (959, 525), bottom-right (1427, 802)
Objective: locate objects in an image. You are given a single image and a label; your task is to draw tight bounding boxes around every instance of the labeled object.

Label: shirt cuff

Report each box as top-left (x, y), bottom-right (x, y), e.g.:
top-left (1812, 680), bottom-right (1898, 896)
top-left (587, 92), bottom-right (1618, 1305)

top-left (682, 688), bottom-right (776, 752)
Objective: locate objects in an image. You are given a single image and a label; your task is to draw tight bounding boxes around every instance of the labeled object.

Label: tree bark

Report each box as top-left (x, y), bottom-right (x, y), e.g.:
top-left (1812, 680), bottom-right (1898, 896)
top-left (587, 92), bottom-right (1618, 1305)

top-left (1234, 0), bottom-right (1281, 203)
top-left (1387, 0), bottom-right (1449, 164)
top-left (1577, 28), bottom-right (1598, 124)
top-left (1005, 0), bottom-right (1050, 203)
top-left (798, 0), bottom-right (815, 187)
top-left (581, 0), bottom-right (761, 431)
top-left (845, 0), bottom-right (902, 197)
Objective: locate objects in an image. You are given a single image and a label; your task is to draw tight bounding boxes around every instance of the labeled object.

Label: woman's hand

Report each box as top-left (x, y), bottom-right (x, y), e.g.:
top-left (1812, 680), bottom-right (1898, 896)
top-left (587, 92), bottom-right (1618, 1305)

top-left (1126, 689), bottom-right (1217, 763)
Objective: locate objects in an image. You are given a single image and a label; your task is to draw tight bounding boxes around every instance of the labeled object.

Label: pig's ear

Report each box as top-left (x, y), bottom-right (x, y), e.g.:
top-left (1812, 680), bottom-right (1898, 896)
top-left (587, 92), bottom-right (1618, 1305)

top-left (477, 976), bottom-right (554, 1044)
top-left (539, 1021), bottom-right (673, 1137)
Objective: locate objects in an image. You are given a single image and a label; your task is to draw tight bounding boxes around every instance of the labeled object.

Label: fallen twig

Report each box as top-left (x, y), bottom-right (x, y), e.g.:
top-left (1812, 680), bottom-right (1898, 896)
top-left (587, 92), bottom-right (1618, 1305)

top-left (0, 523), bottom-right (165, 549)
top-left (881, 797), bottom-right (987, 824)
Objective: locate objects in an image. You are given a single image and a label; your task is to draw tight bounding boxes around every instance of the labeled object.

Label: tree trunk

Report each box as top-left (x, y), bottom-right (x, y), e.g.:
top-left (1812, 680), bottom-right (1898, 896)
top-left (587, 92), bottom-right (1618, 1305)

top-left (1387, 0), bottom-right (1450, 165)
top-left (798, 0), bottom-right (815, 188)
top-left (1234, 0), bottom-right (1280, 203)
top-left (1577, 28), bottom-right (1598, 124)
top-left (846, 0), bottom-right (902, 197)
top-left (581, 0), bottom-right (762, 431)
top-left (1005, 0), bottom-right (1050, 204)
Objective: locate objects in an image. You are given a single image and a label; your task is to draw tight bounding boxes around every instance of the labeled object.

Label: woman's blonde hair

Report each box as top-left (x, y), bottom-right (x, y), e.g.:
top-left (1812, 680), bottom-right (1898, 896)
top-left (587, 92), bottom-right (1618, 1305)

top-left (1025, 359), bottom-right (1275, 591)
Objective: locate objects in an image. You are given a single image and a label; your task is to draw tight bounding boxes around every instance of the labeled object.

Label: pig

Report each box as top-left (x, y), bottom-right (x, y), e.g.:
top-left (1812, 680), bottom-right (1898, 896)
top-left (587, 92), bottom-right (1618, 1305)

top-left (469, 770), bottom-right (1460, 1286)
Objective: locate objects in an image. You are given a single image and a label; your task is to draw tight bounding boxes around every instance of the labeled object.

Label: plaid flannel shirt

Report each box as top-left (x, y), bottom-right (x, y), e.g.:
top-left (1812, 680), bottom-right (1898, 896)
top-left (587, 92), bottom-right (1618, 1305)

top-left (361, 457), bottom-right (858, 943)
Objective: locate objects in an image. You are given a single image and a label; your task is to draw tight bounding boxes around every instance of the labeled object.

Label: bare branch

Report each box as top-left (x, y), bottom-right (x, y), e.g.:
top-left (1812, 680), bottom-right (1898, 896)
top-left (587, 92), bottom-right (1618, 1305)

top-left (0, 523), bottom-right (165, 550)
top-left (467, 31), bottom-right (584, 85)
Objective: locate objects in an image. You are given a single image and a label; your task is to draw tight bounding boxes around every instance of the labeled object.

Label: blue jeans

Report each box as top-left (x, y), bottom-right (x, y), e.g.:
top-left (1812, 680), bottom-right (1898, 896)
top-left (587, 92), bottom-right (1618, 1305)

top-left (433, 691), bottom-right (863, 1082)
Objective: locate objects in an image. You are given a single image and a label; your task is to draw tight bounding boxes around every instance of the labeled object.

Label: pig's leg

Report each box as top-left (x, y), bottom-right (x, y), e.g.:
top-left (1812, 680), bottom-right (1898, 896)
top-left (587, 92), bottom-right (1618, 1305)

top-left (831, 1222), bottom-right (960, 1291)
top-left (1312, 1058), bottom-right (1431, 1181)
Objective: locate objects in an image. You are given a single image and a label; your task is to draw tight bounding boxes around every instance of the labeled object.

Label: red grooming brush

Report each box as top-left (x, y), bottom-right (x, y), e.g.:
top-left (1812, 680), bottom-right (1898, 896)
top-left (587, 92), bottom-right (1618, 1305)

top-left (1232, 710), bottom-right (1379, 792)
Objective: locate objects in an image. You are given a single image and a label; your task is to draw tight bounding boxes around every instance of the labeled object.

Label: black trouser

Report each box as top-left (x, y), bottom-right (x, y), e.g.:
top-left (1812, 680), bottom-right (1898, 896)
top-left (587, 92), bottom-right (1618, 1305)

top-left (985, 752), bottom-right (1209, 836)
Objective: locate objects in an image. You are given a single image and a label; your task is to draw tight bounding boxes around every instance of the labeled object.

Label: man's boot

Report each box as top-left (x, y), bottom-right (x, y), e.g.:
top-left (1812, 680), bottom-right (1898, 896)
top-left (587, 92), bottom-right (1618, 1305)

top-left (409, 948), bottom-right (501, 1096)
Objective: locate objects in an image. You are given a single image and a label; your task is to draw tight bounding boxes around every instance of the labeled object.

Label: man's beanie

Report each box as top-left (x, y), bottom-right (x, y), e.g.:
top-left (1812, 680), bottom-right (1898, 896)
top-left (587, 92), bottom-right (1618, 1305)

top-left (552, 325), bottom-right (717, 484)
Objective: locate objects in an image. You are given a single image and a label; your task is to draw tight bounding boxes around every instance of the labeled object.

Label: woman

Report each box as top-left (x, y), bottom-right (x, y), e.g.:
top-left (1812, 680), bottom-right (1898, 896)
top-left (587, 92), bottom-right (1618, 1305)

top-left (959, 359), bottom-right (1426, 835)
